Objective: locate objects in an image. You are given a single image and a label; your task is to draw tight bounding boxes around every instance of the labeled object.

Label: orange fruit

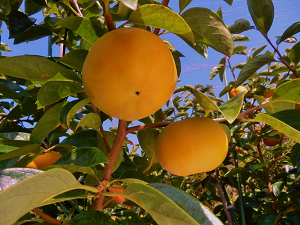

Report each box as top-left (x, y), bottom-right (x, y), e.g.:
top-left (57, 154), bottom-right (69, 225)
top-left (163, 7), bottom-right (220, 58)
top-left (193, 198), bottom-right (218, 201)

top-left (230, 86), bottom-right (248, 98)
top-left (26, 151), bottom-right (62, 169)
top-left (295, 104), bottom-right (300, 109)
top-left (263, 130), bottom-right (284, 146)
top-left (82, 27), bottom-right (177, 121)
top-left (108, 185), bottom-right (126, 204)
top-left (155, 117), bottom-right (228, 176)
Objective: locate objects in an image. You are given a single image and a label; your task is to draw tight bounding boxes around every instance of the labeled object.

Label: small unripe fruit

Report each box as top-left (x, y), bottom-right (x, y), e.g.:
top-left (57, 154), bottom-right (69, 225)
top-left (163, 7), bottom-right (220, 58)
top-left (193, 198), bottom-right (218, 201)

top-left (263, 130), bottom-right (284, 146)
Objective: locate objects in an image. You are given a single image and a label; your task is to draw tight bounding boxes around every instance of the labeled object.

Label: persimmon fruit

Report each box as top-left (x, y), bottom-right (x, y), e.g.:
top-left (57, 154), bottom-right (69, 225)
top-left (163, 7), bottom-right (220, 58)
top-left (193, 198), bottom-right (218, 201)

top-left (82, 27), bottom-right (177, 121)
top-left (230, 86), bottom-right (248, 98)
top-left (155, 117), bottom-right (228, 176)
top-left (26, 151), bottom-right (62, 169)
top-left (263, 130), bottom-right (284, 146)
top-left (108, 185), bottom-right (126, 204)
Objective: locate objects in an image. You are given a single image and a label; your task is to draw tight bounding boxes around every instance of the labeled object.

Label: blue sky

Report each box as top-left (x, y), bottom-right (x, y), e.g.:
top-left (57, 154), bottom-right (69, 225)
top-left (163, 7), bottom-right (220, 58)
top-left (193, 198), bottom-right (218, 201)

top-left (1, 0), bottom-right (299, 96)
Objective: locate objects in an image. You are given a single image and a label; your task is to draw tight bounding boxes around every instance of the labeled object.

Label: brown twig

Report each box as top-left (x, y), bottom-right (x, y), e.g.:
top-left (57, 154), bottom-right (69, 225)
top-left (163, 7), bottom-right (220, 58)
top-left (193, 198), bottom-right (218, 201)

top-left (101, 1), bottom-right (115, 31)
top-left (226, 56), bottom-right (237, 82)
top-left (92, 120), bottom-right (127, 211)
top-left (32, 208), bottom-right (67, 225)
top-left (152, 0), bottom-right (170, 35)
top-left (216, 181), bottom-right (234, 225)
top-left (126, 121), bottom-right (171, 134)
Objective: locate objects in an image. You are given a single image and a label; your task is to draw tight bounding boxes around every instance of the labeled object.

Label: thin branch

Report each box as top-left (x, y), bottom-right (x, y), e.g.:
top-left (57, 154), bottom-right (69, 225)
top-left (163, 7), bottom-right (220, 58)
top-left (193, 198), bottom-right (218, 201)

top-left (152, 0), bottom-right (170, 35)
top-left (101, 1), bottom-right (115, 31)
top-left (226, 56), bottom-right (237, 82)
top-left (92, 120), bottom-right (127, 211)
top-left (126, 121), bottom-right (171, 134)
top-left (72, 0), bottom-right (83, 17)
top-left (32, 208), bottom-right (67, 225)
top-left (264, 34), bottom-right (299, 78)
top-left (216, 180), bottom-right (234, 225)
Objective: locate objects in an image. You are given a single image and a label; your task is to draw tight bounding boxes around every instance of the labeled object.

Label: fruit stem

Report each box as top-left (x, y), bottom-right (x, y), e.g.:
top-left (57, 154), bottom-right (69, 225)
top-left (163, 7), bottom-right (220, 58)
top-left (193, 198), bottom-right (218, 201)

top-left (92, 120), bottom-right (127, 211)
top-left (152, 0), bottom-right (170, 35)
top-left (101, 1), bottom-right (115, 31)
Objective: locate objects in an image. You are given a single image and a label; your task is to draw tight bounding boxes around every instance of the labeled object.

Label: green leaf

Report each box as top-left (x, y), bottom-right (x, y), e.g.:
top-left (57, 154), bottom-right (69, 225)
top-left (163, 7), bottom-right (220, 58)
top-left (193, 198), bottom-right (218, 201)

top-left (233, 43), bottom-right (247, 55)
top-left (236, 54), bottom-right (275, 87)
top-left (70, 210), bottom-right (118, 225)
top-left (252, 111), bottom-right (300, 143)
top-left (193, 89), bottom-right (220, 116)
top-left (61, 130), bottom-right (98, 148)
top-left (290, 143), bottom-right (300, 167)
top-left (232, 34), bottom-right (250, 42)
top-left (0, 169), bottom-right (98, 225)
top-left (225, 167), bottom-right (248, 177)
top-left (0, 168), bottom-right (43, 191)
top-left (0, 42), bottom-right (11, 51)
top-left (43, 165), bottom-right (98, 178)
top-left (252, 45), bottom-right (267, 57)
top-left (179, 0), bottom-right (192, 14)
top-left (24, 0), bottom-right (44, 16)
top-left (0, 144), bottom-right (41, 161)
top-left (103, 182), bottom-right (202, 225)
top-left (56, 17), bottom-right (105, 45)
top-left (120, 0), bottom-right (138, 10)
top-left (137, 129), bottom-right (158, 164)
top-left (228, 19), bottom-right (253, 34)
top-left (150, 183), bottom-right (223, 224)
top-left (298, 153), bottom-right (300, 174)
top-left (58, 49), bottom-right (88, 72)
top-left (223, 0), bottom-right (233, 6)
top-left (181, 7), bottom-right (233, 57)
top-left (0, 0), bottom-right (11, 15)
top-left (277, 21), bottom-right (300, 45)
top-left (271, 78), bottom-right (300, 104)
top-left (76, 113), bottom-right (101, 134)
top-left (259, 214), bottom-right (277, 225)
top-left (272, 181), bottom-right (285, 196)
top-left (0, 55), bottom-right (81, 82)
top-left (8, 11), bottom-right (35, 38)
top-left (30, 102), bottom-right (64, 143)
top-left (127, 4), bottom-right (194, 45)
top-left (219, 92), bottom-right (245, 124)
top-left (54, 147), bottom-right (108, 166)
top-left (247, 0), bottom-right (274, 35)
top-left (209, 57), bottom-right (226, 80)
top-left (289, 42), bottom-right (300, 65)
top-left (0, 132), bottom-right (30, 142)
top-left (0, 79), bottom-right (30, 98)
top-left (14, 25), bottom-right (52, 44)
top-left (66, 98), bottom-right (91, 127)
top-left (37, 81), bottom-right (84, 108)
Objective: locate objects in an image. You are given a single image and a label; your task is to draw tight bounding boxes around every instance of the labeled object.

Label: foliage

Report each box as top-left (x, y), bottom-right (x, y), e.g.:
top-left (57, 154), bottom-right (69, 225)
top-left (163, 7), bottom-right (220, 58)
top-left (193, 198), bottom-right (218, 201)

top-left (0, 0), bottom-right (300, 225)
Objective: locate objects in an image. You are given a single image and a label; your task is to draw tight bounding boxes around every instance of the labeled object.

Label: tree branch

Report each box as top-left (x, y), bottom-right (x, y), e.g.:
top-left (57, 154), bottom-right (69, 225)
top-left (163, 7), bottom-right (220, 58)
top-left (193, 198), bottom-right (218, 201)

top-left (216, 180), bottom-right (234, 225)
top-left (32, 208), bottom-right (67, 225)
top-left (101, 1), bottom-right (115, 31)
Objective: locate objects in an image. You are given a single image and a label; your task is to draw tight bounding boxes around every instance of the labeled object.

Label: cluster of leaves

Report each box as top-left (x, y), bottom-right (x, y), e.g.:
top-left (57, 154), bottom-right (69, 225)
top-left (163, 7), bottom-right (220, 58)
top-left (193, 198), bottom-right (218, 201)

top-left (1, 0), bottom-right (300, 224)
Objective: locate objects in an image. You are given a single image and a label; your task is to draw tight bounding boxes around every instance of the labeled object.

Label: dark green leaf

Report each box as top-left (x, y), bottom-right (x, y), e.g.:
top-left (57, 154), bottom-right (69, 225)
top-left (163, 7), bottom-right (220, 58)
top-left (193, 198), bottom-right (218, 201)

top-left (30, 103), bottom-right (64, 143)
top-left (14, 25), bottom-right (52, 44)
top-left (289, 42), bottom-right (300, 65)
top-left (0, 0), bottom-right (11, 15)
top-left (0, 168), bottom-right (43, 191)
top-left (137, 129), bottom-right (158, 164)
top-left (42, 189), bottom-right (89, 206)
top-left (209, 57), bottom-right (226, 80)
top-left (24, 0), bottom-right (43, 16)
top-left (61, 129), bottom-right (98, 148)
top-left (0, 79), bottom-right (30, 98)
top-left (236, 54), bottom-right (275, 87)
top-left (225, 167), bottom-right (248, 177)
top-left (8, 11), bottom-right (35, 38)
top-left (181, 7), bottom-right (233, 57)
top-left (247, 0), bottom-right (274, 35)
top-left (252, 45), bottom-right (267, 57)
top-left (290, 144), bottom-right (300, 167)
top-left (0, 144), bottom-right (41, 161)
top-left (127, 4), bottom-right (194, 45)
top-left (277, 21), bottom-right (300, 45)
top-left (58, 49), bottom-right (88, 72)
top-left (37, 81), bottom-right (84, 108)
top-left (0, 55), bottom-right (81, 82)
top-left (56, 17), bottom-right (105, 45)
top-left (259, 213), bottom-right (277, 225)
top-left (70, 210), bottom-right (118, 225)
top-left (297, 153), bottom-right (300, 174)
top-left (66, 98), bottom-right (91, 127)
top-left (228, 19), bottom-right (253, 34)
top-left (54, 147), bottom-right (108, 167)
top-left (223, 0), bottom-right (233, 6)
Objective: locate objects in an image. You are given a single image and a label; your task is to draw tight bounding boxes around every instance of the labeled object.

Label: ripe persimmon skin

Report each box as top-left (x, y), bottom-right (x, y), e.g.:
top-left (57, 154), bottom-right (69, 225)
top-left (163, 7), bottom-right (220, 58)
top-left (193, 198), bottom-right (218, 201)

top-left (155, 117), bottom-right (228, 176)
top-left (230, 86), bottom-right (248, 98)
top-left (26, 151), bottom-right (62, 169)
top-left (263, 130), bottom-right (284, 146)
top-left (82, 27), bottom-right (177, 121)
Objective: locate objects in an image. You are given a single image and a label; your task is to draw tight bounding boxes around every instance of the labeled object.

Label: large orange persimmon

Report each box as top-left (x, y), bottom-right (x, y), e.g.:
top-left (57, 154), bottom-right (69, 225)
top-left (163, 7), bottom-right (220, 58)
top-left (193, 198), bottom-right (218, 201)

top-left (26, 151), bottom-right (62, 169)
top-left (155, 117), bottom-right (228, 176)
top-left (82, 27), bottom-right (177, 121)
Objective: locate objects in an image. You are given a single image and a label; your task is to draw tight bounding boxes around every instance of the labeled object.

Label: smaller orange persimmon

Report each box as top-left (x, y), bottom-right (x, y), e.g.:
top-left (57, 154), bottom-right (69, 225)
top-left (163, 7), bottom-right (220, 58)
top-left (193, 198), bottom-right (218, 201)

top-left (108, 185), bottom-right (126, 204)
top-left (295, 104), bottom-right (300, 109)
top-left (26, 151), bottom-right (62, 169)
top-left (263, 130), bottom-right (284, 146)
top-left (264, 89), bottom-right (275, 98)
top-left (235, 146), bottom-right (243, 153)
top-left (230, 86), bottom-right (248, 98)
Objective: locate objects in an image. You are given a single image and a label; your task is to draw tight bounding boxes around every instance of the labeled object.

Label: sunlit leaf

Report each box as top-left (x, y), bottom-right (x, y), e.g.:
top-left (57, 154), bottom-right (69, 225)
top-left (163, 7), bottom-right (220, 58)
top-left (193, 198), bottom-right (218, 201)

top-left (289, 42), bottom-right (300, 65)
top-left (0, 169), bottom-right (98, 225)
top-left (0, 144), bottom-right (41, 161)
top-left (179, 0), bottom-right (192, 14)
top-left (219, 92), bottom-right (245, 123)
top-left (228, 19), bottom-right (253, 34)
top-left (58, 49), bottom-right (88, 72)
top-left (76, 113), bottom-right (101, 134)
top-left (247, 0), bottom-right (274, 35)
top-left (121, 0), bottom-right (137, 10)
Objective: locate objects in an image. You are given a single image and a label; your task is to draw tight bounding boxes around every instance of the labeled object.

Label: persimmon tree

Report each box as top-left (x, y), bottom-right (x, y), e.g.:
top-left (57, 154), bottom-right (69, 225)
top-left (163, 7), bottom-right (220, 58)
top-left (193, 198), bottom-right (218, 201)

top-left (0, 0), bottom-right (300, 225)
